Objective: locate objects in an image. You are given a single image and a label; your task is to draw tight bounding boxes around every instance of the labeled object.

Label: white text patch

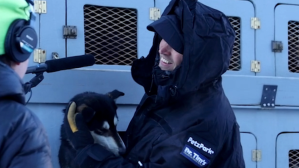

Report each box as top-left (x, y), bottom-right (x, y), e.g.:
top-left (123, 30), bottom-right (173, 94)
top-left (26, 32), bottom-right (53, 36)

top-left (180, 145), bottom-right (210, 167)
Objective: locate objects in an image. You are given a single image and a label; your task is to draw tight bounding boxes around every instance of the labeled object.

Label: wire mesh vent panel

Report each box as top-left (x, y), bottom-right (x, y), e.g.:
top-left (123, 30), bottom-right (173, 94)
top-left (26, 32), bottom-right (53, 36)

top-left (288, 21), bottom-right (299, 73)
top-left (228, 17), bottom-right (241, 71)
top-left (84, 5), bottom-right (137, 65)
top-left (289, 150), bottom-right (299, 168)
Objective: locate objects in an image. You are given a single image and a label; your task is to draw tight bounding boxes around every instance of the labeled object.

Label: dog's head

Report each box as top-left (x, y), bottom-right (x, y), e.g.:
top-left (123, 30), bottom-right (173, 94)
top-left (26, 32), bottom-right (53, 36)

top-left (69, 90), bottom-right (126, 156)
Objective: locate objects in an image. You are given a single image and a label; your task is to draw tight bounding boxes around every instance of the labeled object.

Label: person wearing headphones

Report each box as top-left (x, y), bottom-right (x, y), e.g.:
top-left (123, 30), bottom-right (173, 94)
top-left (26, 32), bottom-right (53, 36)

top-left (0, 0), bottom-right (53, 167)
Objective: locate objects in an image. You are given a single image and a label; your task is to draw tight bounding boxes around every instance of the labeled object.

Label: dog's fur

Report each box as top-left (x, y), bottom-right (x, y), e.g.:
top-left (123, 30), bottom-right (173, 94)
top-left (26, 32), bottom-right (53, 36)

top-left (58, 90), bottom-right (126, 168)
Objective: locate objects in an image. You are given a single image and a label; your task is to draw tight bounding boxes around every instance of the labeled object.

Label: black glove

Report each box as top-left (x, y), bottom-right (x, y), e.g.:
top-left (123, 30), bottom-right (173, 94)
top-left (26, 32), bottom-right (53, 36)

top-left (64, 101), bottom-right (94, 150)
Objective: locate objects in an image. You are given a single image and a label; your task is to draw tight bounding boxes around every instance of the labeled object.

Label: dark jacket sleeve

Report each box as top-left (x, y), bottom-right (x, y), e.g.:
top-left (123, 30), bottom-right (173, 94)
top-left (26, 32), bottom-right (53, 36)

top-left (74, 145), bottom-right (139, 168)
top-left (0, 103), bottom-right (53, 168)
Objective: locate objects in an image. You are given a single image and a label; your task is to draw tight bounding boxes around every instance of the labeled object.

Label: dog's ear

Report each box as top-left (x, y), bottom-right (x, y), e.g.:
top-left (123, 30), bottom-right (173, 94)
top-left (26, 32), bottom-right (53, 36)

top-left (80, 106), bottom-right (95, 123)
top-left (106, 90), bottom-right (125, 100)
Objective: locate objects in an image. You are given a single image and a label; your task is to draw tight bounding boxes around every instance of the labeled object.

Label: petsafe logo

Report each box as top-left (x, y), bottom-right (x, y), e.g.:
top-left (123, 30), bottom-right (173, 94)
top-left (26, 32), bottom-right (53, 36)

top-left (187, 137), bottom-right (214, 155)
top-left (180, 145), bottom-right (210, 167)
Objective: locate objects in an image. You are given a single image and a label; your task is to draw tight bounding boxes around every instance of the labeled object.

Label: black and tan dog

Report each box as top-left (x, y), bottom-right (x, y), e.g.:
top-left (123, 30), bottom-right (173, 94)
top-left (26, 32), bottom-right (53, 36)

top-left (58, 90), bottom-right (126, 168)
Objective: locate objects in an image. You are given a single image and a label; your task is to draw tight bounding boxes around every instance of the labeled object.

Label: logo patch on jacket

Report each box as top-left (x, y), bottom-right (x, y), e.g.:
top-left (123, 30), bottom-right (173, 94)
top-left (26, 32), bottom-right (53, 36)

top-left (187, 137), bottom-right (214, 155)
top-left (180, 144), bottom-right (210, 167)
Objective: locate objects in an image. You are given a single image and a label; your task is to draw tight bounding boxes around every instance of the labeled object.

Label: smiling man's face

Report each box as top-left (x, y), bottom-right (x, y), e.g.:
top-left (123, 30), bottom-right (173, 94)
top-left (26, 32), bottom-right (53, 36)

top-left (158, 39), bottom-right (183, 71)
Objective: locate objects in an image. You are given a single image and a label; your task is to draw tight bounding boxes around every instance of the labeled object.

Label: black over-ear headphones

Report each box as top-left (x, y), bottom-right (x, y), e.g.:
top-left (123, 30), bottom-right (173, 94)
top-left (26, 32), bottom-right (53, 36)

top-left (4, 0), bottom-right (38, 63)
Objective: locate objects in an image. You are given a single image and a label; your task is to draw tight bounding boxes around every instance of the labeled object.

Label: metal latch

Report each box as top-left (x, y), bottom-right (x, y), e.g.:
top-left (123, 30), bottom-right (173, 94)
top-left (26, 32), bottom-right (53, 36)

top-left (34, 0), bottom-right (47, 14)
top-left (251, 60), bottom-right (261, 73)
top-left (252, 150), bottom-right (262, 162)
top-left (150, 7), bottom-right (161, 21)
top-left (63, 26), bottom-right (77, 39)
top-left (272, 41), bottom-right (283, 53)
top-left (260, 85), bottom-right (277, 108)
top-left (33, 49), bottom-right (46, 63)
top-left (251, 17), bottom-right (260, 29)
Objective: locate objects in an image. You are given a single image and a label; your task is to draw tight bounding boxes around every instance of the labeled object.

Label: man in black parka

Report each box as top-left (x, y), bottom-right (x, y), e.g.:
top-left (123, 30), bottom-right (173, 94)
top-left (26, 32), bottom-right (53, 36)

top-left (64, 0), bottom-right (246, 167)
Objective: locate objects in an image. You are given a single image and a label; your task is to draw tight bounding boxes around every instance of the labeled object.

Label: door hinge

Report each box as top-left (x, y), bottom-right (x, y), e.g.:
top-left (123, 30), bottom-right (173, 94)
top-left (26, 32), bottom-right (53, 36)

top-left (34, 0), bottom-right (47, 14)
top-left (251, 17), bottom-right (260, 29)
top-left (251, 60), bottom-right (261, 73)
top-left (150, 7), bottom-right (161, 21)
top-left (63, 26), bottom-right (77, 39)
top-left (252, 150), bottom-right (262, 162)
top-left (33, 49), bottom-right (46, 63)
top-left (272, 41), bottom-right (283, 53)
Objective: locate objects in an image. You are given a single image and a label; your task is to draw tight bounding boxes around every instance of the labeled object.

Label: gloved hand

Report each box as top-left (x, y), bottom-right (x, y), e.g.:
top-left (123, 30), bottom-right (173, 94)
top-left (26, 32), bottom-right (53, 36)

top-left (63, 101), bottom-right (94, 150)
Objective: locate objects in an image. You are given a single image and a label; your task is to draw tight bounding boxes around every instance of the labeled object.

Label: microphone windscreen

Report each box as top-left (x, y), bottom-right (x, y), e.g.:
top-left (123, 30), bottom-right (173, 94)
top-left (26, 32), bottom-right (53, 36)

top-left (45, 54), bottom-right (95, 73)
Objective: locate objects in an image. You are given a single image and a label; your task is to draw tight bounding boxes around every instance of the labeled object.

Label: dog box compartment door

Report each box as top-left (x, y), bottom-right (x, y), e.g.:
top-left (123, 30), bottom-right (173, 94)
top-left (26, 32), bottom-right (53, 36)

top-left (276, 133), bottom-right (299, 168)
top-left (156, 0), bottom-right (255, 76)
top-left (275, 5), bottom-right (299, 77)
top-left (240, 133), bottom-right (257, 168)
top-left (67, 0), bottom-right (154, 70)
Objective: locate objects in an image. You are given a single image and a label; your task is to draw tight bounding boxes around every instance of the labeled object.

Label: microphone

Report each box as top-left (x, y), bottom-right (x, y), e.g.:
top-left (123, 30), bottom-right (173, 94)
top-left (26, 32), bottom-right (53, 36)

top-left (26, 54), bottom-right (95, 74)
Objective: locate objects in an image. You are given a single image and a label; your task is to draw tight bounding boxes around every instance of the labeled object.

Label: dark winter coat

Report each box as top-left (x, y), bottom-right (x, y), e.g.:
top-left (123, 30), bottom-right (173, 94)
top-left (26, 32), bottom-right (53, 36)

top-left (0, 61), bottom-right (53, 168)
